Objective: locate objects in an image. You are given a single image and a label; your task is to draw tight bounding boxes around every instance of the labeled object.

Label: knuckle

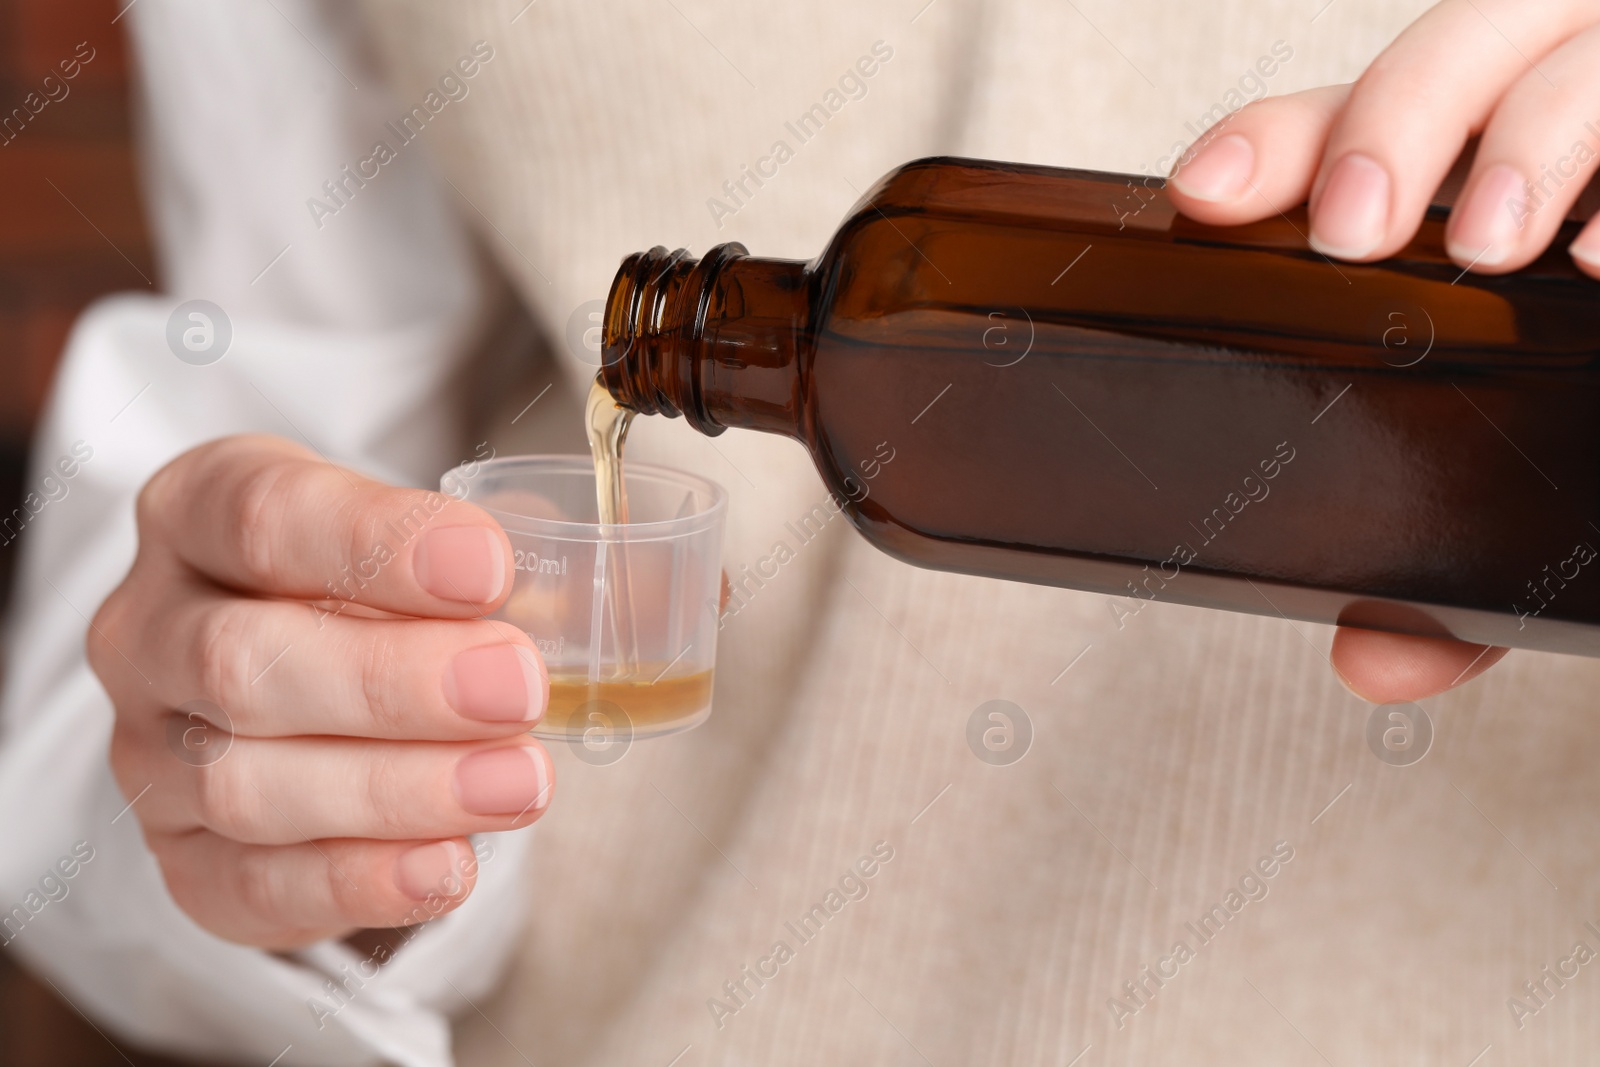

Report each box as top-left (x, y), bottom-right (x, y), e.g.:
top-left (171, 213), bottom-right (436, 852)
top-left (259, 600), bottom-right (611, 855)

top-left (137, 437), bottom-right (277, 543)
top-left (360, 750), bottom-right (409, 838)
top-left (148, 835), bottom-right (202, 906)
top-left (85, 588), bottom-right (128, 683)
top-left (196, 599), bottom-right (257, 712)
top-left (234, 844), bottom-right (295, 923)
top-left (228, 460), bottom-right (300, 589)
top-left (355, 631), bottom-right (406, 736)
top-left (336, 486), bottom-right (438, 597)
top-left (338, 493), bottom-right (386, 574)
top-left (134, 459), bottom-right (182, 542)
top-left (324, 858), bottom-right (370, 927)
top-left (191, 760), bottom-right (256, 838)
top-left (107, 722), bottom-right (146, 797)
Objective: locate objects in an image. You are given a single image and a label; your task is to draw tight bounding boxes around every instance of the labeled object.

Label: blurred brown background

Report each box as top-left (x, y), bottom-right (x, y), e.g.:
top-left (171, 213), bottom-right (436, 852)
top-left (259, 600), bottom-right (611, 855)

top-left (0, 1), bottom-right (183, 1064)
top-left (0, 0), bottom-right (152, 596)
top-left (0, 0), bottom-right (152, 420)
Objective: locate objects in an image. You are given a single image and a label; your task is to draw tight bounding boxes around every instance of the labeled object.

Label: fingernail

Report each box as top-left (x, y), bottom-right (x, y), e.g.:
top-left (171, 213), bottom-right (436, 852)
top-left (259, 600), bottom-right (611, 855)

top-left (394, 840), bottom-right (465, 901)
top-left (1570, 231), bottom-right (1600, 271)
top-left (1447, 163), bottom-right (1526, 267)
top-left (1170, 134), bottom-right (1254, 202)
top-left (414, 526), bottom-right (506, 603)
top-left (443, 644), bottom-right (546, 723)
top-left (1309, 153), bottom-right (1391, 259)
top-left (454, 745), bottom-right (550, 816)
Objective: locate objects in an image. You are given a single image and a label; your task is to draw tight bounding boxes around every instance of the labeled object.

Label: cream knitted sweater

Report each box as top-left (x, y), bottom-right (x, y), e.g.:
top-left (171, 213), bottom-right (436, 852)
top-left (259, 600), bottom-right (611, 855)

top-left (364, 2), bottom-right (1600, 1064)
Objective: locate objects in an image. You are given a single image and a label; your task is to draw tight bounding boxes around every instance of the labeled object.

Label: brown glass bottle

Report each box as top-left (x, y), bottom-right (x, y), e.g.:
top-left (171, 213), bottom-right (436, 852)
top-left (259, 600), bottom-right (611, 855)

top-left (600, 156), bottom-right (1600, 656)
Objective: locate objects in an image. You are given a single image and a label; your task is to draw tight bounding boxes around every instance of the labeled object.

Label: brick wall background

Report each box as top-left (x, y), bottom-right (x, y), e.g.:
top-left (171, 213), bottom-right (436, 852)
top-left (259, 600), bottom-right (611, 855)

top-left (0, 0), bottom-right (154, 597)
top-left (0, 3), bottom-right (183, 1064)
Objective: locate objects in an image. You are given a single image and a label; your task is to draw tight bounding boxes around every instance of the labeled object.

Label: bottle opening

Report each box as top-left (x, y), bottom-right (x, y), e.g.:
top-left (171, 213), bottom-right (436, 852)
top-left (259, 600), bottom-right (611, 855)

top-left (600, 243), bottom-right (751, 435)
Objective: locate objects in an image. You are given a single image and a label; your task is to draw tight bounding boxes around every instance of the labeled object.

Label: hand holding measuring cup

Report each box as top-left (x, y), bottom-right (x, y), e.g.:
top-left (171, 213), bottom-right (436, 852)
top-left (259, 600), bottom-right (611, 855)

top-left (89, 435), bottom-right (554, 948)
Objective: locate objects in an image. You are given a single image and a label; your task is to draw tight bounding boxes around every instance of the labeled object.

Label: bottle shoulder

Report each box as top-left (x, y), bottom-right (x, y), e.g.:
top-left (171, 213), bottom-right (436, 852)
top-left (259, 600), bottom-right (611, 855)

top-left (830, 155), bottom-right (1582, 269)
top-left (840, 156), bottom-right (1176, 234)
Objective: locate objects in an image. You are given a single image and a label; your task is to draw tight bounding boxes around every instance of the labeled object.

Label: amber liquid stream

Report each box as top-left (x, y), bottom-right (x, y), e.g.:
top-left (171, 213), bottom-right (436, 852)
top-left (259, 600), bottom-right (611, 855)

top-left (573, 376), bottom-right (709, 734)
top-left (584, 375), bottom-right (641, 677)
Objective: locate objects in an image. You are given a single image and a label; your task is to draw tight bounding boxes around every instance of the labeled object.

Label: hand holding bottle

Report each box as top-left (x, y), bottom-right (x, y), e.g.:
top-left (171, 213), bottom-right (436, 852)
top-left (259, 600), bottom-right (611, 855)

top-left (1168, 0), bottom-right (1600, 274)
top-left (1170, 0), bottom-right (1600, 701)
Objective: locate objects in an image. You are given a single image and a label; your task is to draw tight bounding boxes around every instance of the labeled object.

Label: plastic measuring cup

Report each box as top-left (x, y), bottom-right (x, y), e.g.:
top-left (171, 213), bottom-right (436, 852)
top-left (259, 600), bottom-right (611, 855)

top-left (441, 455), bottom-right (726, 747)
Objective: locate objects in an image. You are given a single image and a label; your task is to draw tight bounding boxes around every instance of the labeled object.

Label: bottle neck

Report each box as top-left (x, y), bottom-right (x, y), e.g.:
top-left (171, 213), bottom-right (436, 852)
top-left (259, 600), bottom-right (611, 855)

top-left (600, 243), bottom-right (809, 438)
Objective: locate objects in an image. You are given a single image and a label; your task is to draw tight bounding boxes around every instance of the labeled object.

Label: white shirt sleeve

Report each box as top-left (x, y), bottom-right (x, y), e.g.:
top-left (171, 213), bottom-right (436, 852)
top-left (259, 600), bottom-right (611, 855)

top-left (0, 3), bottom-right (533, 1064)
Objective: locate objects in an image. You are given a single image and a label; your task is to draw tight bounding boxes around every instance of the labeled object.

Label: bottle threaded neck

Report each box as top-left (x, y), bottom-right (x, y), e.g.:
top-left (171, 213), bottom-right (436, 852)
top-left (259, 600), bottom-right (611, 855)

top-left (600, 242), bottom-right (750, 436)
